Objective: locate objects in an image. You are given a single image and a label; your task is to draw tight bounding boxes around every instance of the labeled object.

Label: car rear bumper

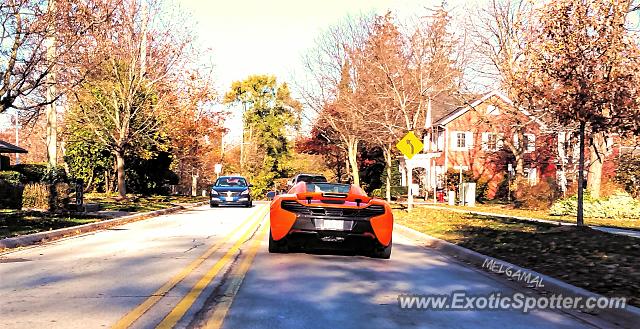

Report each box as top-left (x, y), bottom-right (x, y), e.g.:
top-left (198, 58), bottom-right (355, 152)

top-left (283, 215), bottom-right (380, 248)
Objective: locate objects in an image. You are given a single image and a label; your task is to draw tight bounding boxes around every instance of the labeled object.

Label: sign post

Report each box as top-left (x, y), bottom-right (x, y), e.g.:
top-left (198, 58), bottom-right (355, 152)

top-left (396, 132), bottom-right (424, 211)
top-left (214, 163), bottom-right (222, 179)
top-left (75, 179), bottom-right (84, 211)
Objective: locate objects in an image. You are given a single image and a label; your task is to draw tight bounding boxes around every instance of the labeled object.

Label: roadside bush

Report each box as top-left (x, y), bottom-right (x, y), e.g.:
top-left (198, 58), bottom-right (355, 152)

top-left (12, 163), bottom-right (68, 183)
top-left (517, 178), bottom-right (562, 210)
top-left (374, 186), bottom-right (405, 199)
top-left (549, 191), bottom-right (640, 219)
top-left (22, 183), bottom-right (70, 211)
top-left (475, 180), bottom-right (490, 203)
top-left (445, 169), bottom-right (474, 192)
top-left (614, 153), bottom-right (640, 199)
top-left (0, 180), bottom-right (23, 209)
top-left (0, 171), bottom-right (24, 185)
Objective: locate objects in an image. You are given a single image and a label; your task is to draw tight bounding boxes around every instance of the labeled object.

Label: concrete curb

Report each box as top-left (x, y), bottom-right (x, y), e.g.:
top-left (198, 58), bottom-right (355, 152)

top-left (0, 201), bottom-right (208, 250)
top-left (395, 223), bottom-right (640, 329)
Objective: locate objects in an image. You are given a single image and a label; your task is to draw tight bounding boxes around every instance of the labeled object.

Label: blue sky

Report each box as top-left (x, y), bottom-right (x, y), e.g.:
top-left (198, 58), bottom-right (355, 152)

top-left (179, 0), bottom-right (479, 92)
top-left (177, 0), bottom-right (485, 141)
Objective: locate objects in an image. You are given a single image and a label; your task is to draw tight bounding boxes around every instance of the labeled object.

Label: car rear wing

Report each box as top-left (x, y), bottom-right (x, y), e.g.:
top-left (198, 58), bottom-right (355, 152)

top-left (295, 192), bottom-right (372, 205)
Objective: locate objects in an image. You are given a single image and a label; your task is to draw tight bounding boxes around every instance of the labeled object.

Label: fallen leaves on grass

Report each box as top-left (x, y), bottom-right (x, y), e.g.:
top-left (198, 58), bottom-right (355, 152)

top-left (394, 208), bottom-right (640, 307)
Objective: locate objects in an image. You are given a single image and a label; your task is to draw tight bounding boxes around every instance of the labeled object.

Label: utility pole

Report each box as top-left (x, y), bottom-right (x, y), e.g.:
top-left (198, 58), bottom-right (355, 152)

top-left (45, 0), bottom-right (57, 167)
top-left (14, 111), bottom-right (20, 165)
top-left (240, 101), bottom-right (246, 170)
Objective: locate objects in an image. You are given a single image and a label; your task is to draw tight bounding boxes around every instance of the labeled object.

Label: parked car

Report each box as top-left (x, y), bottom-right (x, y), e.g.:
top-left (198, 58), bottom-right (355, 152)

top-left (269, 181), bottom-right (393, 259)
top-left (210, 176), bottom-right (252, 207)
top-left (287, 173), bottom-right (327, 188)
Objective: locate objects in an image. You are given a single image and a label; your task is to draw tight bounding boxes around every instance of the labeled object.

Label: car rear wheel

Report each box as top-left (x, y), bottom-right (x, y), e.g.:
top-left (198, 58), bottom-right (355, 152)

top-left (371, 239), bottom-right (392, 259)
top-left (268, 230), bottom-right (288, 253)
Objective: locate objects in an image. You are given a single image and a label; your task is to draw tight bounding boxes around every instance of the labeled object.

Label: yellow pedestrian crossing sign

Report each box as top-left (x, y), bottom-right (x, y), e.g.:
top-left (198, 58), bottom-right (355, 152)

top-left (396, 131), bottom-right (423, 159)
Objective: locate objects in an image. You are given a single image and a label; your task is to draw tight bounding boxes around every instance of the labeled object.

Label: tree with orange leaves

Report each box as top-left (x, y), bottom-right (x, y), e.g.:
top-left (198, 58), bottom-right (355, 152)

top-left (525, 0), bottom-right (640, 225)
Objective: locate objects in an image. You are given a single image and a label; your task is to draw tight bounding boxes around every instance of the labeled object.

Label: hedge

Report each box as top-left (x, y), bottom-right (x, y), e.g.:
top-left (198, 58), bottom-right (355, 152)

top-left (12, 163), bottom-right (67, 183)
top-left (550, 192), bottom-right (640, 219)
top-left (0, 180), bottom-right (23, 209)
top-left (21, 183), bottom-right (70, 211)
top-left (0, 171), bottom-right (24, 185)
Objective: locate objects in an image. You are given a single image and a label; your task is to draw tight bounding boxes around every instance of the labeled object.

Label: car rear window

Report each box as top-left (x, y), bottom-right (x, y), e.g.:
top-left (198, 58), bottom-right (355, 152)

top-left (298, 175), bottom-right (327, 183)
top-left (215, 177), bottom-right (247, 187)
top-left (306, 183), bottom-right (350, 193)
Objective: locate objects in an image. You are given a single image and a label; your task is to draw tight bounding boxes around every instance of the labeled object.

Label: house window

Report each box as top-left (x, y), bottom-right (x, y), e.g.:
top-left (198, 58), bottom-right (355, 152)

top-left (457, 132), bottom-right (466, 148)
top-left (482, 132), bottom-right (503, 151)
top-left (514, 133), bottom-right (536, 152)
top-left (488, 134), bottom-right (498, 150)
top-left (451, 131), bottom-right (473, 150)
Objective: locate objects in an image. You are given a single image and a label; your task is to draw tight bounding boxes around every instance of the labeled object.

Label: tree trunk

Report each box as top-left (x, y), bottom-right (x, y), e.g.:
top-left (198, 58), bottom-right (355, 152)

top-left (191, 172), bottom-right (198, 197)
top-left (344, 151), bottom-right (350, 183)
top-left (513, 129), bottom-right (526, 200)
top-left (587, 132), bottom-right (606, 199)
top-left (577, 122), bottom-right (586, 226)
top-left (347, 138), bottom-right (360, 186)
top-left (383, 146), bottom-right (392, 202)
top-left (104, 170), bottom-right (110, 193)
top-left (45, 0), bottom-right (57, 168)
top-left (115, 150), bottom-right (126, 199)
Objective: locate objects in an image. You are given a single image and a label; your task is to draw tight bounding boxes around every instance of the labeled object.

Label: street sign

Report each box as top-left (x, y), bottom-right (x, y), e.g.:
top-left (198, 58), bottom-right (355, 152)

top-left (396, 131), bottom-right (424, 159)
top-left (214, 163), bottom-right (222, 174)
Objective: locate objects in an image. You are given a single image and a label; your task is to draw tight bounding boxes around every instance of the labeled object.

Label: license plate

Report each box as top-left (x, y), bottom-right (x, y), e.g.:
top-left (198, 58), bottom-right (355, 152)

top-left (323, 220), bottom-right (344, 231)
top-left (225, 197), bottom-right (234, 201)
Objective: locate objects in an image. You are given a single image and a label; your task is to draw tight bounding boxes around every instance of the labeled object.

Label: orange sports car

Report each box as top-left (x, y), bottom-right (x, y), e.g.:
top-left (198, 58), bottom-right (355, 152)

top-left (269, 181), bottom-right (393, 259)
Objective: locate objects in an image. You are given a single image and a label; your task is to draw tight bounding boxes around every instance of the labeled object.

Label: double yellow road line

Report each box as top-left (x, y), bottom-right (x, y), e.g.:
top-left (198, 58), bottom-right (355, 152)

top-left (112, 204), bottom-right (270, 329)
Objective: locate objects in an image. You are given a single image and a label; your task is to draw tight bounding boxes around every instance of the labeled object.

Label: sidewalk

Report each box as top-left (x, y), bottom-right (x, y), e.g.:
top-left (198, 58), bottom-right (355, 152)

top-left (397, 202), bottom-right (640, 239)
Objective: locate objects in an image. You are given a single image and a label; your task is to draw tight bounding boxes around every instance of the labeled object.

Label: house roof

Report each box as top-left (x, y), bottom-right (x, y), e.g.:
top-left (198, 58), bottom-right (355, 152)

top-left (0, 139), bottom-right (27, 154)
top-left (427, 96), bottom-right (464, 126)
top-left (432, 90), bottom-right (548, 130)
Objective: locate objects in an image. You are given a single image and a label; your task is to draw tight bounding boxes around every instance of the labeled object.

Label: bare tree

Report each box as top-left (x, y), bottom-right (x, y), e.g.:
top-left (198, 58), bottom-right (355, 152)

top-left (299, 15), bottom-right (373, 186)
top-left (1, 0), bottom-right (114, 114)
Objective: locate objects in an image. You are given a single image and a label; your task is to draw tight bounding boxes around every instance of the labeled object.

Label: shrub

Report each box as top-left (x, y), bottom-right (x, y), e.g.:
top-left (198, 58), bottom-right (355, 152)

top-left (550, 191), bottom-right (640, 219)
top-left (22, 183), bottom-right (70, 211)
top-left (0, 171), bottom-right (24, 185)
top-left (517, 178), bottom-right (562, 210)
top-left (0, 180), bottom-right (23, 209)
top-left (375, 185), bottom-right (406, 199)
top-left (475, 180), bottom-right (490, 203)
top-left (12, 163), bottom-right (67, 183)
top-left (614, 153), bottom-right (640, 199)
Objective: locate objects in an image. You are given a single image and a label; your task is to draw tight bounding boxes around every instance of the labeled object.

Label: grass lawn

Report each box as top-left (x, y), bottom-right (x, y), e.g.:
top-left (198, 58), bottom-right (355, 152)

top-left (394, 207), bottom-right (640, 307)
top-left (436, 203), bottom-right (640, 230)
top-left (0, 211), bottom-right (101, 239)
top-left (0, 195), bottom-right (207, 240)
top-left (85, 194), bottom-right (208, 213)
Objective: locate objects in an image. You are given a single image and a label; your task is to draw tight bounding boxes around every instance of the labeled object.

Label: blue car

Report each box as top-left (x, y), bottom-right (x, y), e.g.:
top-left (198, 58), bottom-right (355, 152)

top-left (210, 176), bottom-right (253, 207)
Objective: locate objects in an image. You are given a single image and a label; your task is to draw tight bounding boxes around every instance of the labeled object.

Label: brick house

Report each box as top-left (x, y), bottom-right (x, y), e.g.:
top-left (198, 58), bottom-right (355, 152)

top-left (399, 91), bottom-right (559, 199)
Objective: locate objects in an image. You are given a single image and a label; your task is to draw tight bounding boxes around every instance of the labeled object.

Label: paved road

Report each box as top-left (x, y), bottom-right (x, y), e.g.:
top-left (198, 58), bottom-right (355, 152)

top-left (0, 204), bottom-right (610, 329)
